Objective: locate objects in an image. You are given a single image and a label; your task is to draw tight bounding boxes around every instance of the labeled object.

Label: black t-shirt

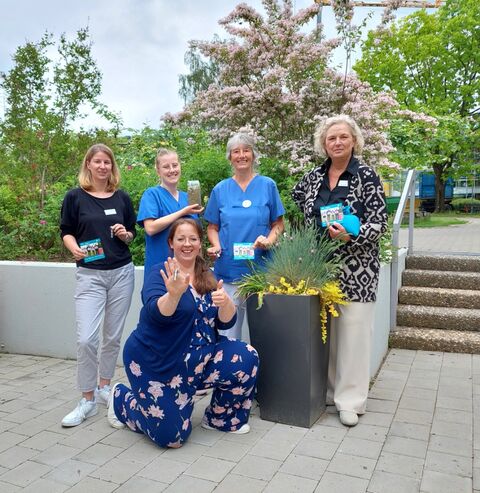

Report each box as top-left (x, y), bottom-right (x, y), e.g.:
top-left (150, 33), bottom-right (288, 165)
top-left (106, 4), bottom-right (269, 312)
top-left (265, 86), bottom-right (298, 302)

top-left (60, 188), bottom-right (136, 270)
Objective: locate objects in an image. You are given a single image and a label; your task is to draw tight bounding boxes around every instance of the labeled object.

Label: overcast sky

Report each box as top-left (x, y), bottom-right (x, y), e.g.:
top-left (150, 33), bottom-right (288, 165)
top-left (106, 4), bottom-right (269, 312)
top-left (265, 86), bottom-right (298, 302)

top-left (0, 1), bottom-right (413, 130)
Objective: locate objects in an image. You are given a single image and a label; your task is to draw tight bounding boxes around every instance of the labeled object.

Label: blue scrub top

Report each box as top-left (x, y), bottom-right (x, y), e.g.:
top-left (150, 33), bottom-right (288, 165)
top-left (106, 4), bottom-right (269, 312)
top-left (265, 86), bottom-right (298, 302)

top-left (204, 175), bottom-right (285, 283)
top-left (137, 186), bottom-right (195, 279)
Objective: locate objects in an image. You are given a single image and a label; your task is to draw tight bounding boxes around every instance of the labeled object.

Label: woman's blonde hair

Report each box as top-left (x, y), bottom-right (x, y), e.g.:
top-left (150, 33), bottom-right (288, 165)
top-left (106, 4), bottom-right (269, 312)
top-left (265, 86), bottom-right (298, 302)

top-left (314, 114), bottom-right (364, 158)
top-left (155, 148), bottom-right (179, 169)
top-left (78, 144), bottom-right (120, 192)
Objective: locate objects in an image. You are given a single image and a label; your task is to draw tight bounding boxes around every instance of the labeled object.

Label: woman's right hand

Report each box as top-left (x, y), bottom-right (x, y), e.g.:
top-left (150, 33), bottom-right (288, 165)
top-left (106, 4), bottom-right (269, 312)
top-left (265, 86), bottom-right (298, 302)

top-left (207, 246), bottom-right (221, 260)
top-left (160, 257), bottom-right (190, 297)
top-left (70, 245), bottom-right (87, 261)
top-left (182, 203), bottom-right (204, 216)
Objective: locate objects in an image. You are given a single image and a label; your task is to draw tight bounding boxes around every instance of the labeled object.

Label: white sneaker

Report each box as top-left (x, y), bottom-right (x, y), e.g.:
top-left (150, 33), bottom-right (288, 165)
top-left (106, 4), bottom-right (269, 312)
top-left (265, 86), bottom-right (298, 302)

top-left (95, 384), bottom-right (111, 406)
top-left (107, 383), bottom-right (125, 429)
top-left (339, 410), bottom-right (359, 427)
top-left (201, 420), bottom-right (250, 434)
top-left (61, 398), bottom-right (98, 427)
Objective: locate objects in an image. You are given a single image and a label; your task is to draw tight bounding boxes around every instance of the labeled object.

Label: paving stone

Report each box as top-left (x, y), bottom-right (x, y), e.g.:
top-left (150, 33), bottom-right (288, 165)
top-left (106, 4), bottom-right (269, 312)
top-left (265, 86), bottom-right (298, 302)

top-left (315, 471), bottom-right (369, 492)
top-left (0, 445), bottom-right (38, 469)
top-left (425, 450), bottom-right (472, 478)
top-left (327, 453), bottom-right (376, 480)
top-left (137, 456), bottom-right (188, 483)
top-left (366, 398), bottom-right (398, 414)
top-left (204, 438), bottom-right (250, 462)
top-left (62, 476), bottom-right (118, 492)
top-left (232, 454), bottom-right (282, 481)
top-left (405, 378), bottom-right (438, 391)
top-left (19, 478), bottom-right (69, 493)
top-left (262, 423), bottom-right (309, 442)
top-left (0, 431), bottom-right (27, 453)
top-left (398, 396), bottom-right (435, 413)
top-left (43, 458), bottom-right (98, 486)
top-left (337, 437), bottom-right (383, 460)
top-left (163, 441), bottom-right (210, 464)
top-left (358, 412), bottom-right (394, 427)
top-left (115, 436), bottom-right (164, 464)
top-left (347, 424), bottom-right (389, 443)
top-left (8, 417), bottom-right (52, 437)
top-left (394, 408), bottom-right (433, 426)
top-left (383, 436), bottom-right (428, 459)
top-left (434, 407), bottom-right (472, 425)
top-left (114, 475), bottom-right (169, 492)
top-left (279, 453), bottom-right (328, 481)
top-left (436, 396), bottom-right (472, 412)
top-left (0, 460), bottom-right (52, 487)
top-left (32, 443), bottom-right (81, 466)
top-left (420, 469), bottom-right (472, 493)
top-left (367, 470), bottom-right (420, 493)
top-left (214, 473), bottom-right (267, 492)
top-left (293, 438), bottom-right (339, 460)
top-left (430, 418), bottom-right (472, 440)
top-left (428, 434), bottom-right (472, 458)
top-left (90, 456), bottom-right (146, 484)
top-left (401, 387), bottom-right (437, 401)
top-left (164, 474), bottom-right (217, 492)
top-left (368, 387), bottom-right (403, 401)
top-left (184, 456), bottom-right (235, 483)
top-left (305, 424), bottom-right (347, 443)
top-left (74, 442), bottom-right (122, 466)
top-left (376, 452), bottom-right (424, 479)
top-left (372, 378), bottom-right (406, 390)
top-left (263, 471), bottom-right (318, 492)
top-left (249, 437), bottom-right (297, 461)
top-left (314, 412), bottom-right (346, 429)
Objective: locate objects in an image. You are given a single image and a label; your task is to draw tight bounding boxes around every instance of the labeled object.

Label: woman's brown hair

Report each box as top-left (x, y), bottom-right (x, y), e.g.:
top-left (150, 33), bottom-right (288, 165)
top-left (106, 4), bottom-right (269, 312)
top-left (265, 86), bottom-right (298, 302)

top-left (168, 218), bottom-right (217, 295)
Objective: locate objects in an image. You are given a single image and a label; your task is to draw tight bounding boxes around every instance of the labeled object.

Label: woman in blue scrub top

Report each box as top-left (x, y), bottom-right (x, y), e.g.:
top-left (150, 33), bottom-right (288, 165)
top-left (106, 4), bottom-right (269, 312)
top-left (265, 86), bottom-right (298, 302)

top-left (137, 149), bottom-right (203, 282)
top-left (204, 132), bottom-right (285, 340)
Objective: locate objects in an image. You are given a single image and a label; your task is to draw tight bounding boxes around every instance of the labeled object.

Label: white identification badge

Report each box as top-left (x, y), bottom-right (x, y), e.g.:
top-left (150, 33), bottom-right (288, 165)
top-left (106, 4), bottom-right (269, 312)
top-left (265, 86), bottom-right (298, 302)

top-left (338, 180), bottom-right (349, 187)
top-left (242, 200), bottom-right (252, 208)
top-left (104, 209), bottom-right (117, 215)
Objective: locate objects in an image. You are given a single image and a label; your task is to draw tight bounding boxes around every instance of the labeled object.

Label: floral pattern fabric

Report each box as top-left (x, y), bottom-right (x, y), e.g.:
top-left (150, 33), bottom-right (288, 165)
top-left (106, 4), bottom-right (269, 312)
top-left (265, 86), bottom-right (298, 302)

top-left (113, 289), bottom-right (259, 448)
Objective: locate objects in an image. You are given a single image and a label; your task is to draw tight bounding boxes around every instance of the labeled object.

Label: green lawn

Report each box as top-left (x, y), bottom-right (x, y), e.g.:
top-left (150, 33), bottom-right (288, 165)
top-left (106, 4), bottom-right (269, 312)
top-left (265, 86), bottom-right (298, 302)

top-left (399, 212), bottom-right (476, 228)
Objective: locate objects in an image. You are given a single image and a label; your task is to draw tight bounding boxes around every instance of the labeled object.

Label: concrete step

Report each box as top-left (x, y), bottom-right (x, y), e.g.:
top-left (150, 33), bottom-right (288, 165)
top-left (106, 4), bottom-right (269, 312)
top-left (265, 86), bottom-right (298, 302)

top-left (407, 254), bottom-right (480, 273)
top-left (396, 304), bottom-right (480, 331)
top-left (398, 286), bottom-right (480, 309)
top-left (389, 327), bottom-right (480, 354)
top-left (402, 269), bottom-right (480, 291)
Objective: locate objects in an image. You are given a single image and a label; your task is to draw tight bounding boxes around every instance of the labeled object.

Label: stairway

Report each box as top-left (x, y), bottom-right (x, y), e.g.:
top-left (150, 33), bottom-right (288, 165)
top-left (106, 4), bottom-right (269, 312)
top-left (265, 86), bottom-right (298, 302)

top-left (389, 254), bottom-right (480, 353)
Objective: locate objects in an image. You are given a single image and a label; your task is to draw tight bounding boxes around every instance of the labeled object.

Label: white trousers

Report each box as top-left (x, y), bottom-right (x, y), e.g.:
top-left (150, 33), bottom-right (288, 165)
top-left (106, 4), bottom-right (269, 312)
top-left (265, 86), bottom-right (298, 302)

top-left (220, 282), bottom-right (249, 342)
top-left (327, 301), bottom-right (375, 414)
top-left (74, 263), bottom-right (134, 392)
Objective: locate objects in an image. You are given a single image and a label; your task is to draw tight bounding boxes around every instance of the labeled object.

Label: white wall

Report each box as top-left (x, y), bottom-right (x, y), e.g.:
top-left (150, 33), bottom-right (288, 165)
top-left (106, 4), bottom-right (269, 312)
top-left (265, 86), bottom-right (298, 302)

top-left (0, 254), bottom-right (408, 376)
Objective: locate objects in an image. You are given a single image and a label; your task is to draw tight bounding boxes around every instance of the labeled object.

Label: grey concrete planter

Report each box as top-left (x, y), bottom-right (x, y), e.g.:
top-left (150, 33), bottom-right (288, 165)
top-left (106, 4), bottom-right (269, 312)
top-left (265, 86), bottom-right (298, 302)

top-left (247, 294), bottom-right (329, 428)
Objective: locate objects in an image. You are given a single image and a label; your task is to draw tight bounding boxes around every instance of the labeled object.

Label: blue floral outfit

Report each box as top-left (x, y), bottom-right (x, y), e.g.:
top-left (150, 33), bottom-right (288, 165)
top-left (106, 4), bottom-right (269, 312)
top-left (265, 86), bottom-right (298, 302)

top-left (112, 267), bottom-right (259, 448)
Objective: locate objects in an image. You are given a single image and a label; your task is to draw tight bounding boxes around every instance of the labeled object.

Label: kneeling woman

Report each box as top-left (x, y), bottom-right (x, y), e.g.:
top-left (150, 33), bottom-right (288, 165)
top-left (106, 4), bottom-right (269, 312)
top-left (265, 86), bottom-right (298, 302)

top-left (108, 218), bottom-right (259, 447)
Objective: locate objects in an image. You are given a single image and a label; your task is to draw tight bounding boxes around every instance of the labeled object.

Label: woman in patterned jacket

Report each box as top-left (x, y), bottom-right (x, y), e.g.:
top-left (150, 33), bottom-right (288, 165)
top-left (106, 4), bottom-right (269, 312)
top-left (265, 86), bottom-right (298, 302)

top-left (107, 218), bottom-right (258, 447)
top-left (292, 114), bottom-right (387, 427)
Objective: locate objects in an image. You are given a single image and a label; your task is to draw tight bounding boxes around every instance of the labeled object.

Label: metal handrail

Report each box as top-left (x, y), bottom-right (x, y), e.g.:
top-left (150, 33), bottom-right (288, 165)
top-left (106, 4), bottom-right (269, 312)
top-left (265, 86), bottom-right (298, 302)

top-left (390, 169), bottom-right (417, 329)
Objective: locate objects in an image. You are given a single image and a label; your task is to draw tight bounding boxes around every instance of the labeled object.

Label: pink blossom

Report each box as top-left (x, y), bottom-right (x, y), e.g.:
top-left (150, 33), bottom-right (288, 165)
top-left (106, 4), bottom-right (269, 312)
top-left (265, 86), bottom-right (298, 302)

top-left (182, 418), bottom-right (190, 431)
top-left (213, 350), bottom-right (223, 364)
top-left (148, 381), bottom-right (164, 399)
top-left (230, 417), bottom-right (241, 426)
top-left (211, 418), bottom-right (225, 428)
top-left (169, 375), bottom-right (183, 389)
top-left (231, 386), bottom-right (245, 395)
top-left (129, 361), bottom-right (142, 377)
top-left (175, 392), bottom-right (190, 410)
top-left (148, 405), bottom-right (165, 419)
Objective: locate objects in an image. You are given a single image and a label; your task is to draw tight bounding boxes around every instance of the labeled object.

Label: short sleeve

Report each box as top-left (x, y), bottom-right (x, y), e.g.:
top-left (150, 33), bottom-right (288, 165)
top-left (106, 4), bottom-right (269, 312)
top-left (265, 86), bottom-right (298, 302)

top-left (137, 188), bottom-right (162, 227)
top-left (268, 180), bottom-right (285, 222)
top-left (60, 190), bottom-right (79, 238)
top-left (204, 186), bottom-right (220, 225)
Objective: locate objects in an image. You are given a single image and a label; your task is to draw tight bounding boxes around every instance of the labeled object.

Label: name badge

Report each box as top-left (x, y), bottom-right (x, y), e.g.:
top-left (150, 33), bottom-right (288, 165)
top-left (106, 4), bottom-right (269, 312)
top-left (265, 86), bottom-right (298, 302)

top-left (338, 180), bottom-right (349, 187)
top-left (104, 209), bottom-right (117, 215)
top-left (233, 242), bottom-right (255, 260)
top-left (320, 203), bottom-right (344, 227)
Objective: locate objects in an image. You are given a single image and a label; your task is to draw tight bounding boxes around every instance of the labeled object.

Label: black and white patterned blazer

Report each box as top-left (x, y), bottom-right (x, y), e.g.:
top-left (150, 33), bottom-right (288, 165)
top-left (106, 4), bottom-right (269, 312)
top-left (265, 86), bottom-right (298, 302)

top-left (292, 157), bottom-right (388, 302)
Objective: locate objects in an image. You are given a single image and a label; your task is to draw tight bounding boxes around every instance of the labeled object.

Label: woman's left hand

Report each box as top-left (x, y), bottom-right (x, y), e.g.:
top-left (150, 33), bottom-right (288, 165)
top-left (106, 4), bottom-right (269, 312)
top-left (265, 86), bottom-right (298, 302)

top-left (211, 279), bottom-right (230, 307)
top-left (253, 235), bottom-right (271, 249)
top-left (111, 223), bottom-right (131, 243)
top-left (327, 222), bottom-right (351, 242)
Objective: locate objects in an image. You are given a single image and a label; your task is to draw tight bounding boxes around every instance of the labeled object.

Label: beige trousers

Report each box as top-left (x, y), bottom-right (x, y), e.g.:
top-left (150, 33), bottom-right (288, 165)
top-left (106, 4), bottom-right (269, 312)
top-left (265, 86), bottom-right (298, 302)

top-left (327, 301), bottom-right (375, 414)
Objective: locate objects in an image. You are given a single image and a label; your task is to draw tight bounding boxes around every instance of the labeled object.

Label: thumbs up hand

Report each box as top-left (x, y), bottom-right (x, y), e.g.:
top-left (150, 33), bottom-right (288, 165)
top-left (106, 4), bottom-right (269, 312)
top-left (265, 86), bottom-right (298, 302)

top-left (211, 279), bottom-right (228, 307)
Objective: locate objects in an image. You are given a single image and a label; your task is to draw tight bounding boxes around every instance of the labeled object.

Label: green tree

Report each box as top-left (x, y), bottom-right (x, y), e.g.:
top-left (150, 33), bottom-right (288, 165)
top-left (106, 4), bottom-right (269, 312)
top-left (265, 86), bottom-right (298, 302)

top-left (355, 0), bottom-right (479, 210)
top-left (0, 28), bottom-right (120, 210)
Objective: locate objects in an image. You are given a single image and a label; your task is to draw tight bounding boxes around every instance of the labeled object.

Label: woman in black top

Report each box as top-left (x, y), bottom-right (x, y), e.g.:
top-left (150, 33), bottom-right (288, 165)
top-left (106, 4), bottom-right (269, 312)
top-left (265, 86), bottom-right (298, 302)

top-left (292, 115), bottom-right (387, 427)
top-left (60, 143), bottom-right (136, 427)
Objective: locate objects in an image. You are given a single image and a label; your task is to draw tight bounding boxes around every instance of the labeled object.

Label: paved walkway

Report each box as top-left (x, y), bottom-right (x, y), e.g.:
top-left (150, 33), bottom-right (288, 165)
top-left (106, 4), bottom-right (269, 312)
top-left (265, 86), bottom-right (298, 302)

top-left (399, 217), bottom-right (480, 255)
top-left (0, 349), bottom-right (478, 492)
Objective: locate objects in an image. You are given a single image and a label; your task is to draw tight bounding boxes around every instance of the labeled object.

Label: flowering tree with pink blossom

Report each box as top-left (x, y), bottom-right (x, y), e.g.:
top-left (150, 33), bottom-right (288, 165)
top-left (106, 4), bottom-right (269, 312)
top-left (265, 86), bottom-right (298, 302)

top-left (166, 0), bottom-right (403, 176)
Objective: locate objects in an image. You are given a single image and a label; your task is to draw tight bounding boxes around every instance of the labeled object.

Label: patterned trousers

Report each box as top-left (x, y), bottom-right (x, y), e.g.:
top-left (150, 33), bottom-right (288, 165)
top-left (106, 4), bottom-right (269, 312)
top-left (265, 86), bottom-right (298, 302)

top-left (113, 335), bottom-right (259, 448)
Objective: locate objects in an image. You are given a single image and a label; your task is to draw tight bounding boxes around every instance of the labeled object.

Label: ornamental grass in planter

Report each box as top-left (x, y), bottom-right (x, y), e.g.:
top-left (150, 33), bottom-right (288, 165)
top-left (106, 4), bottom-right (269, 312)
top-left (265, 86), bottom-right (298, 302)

top-left (237, 224), bottom-right (347, 427)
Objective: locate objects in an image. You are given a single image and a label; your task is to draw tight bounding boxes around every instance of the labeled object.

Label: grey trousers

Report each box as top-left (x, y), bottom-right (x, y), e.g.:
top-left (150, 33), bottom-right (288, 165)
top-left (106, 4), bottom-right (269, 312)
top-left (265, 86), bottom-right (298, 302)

top-left (221, 282), bottom-right (249, 342)
top-left (74, 262), bottom-right (135, 392)
top-left (327, 301), bottom-right (375, 414)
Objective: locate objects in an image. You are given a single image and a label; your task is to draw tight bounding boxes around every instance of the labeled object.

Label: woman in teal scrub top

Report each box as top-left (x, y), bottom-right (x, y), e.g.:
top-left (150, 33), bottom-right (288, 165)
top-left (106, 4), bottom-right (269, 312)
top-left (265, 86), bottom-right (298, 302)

top-left (204, 133), bottom-right (285, 340)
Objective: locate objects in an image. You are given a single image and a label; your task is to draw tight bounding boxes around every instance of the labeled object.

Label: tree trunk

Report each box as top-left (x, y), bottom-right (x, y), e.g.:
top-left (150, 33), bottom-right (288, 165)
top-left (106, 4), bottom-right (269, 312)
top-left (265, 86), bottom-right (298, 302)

top-left (433, 164), bottom-right (445, 212)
